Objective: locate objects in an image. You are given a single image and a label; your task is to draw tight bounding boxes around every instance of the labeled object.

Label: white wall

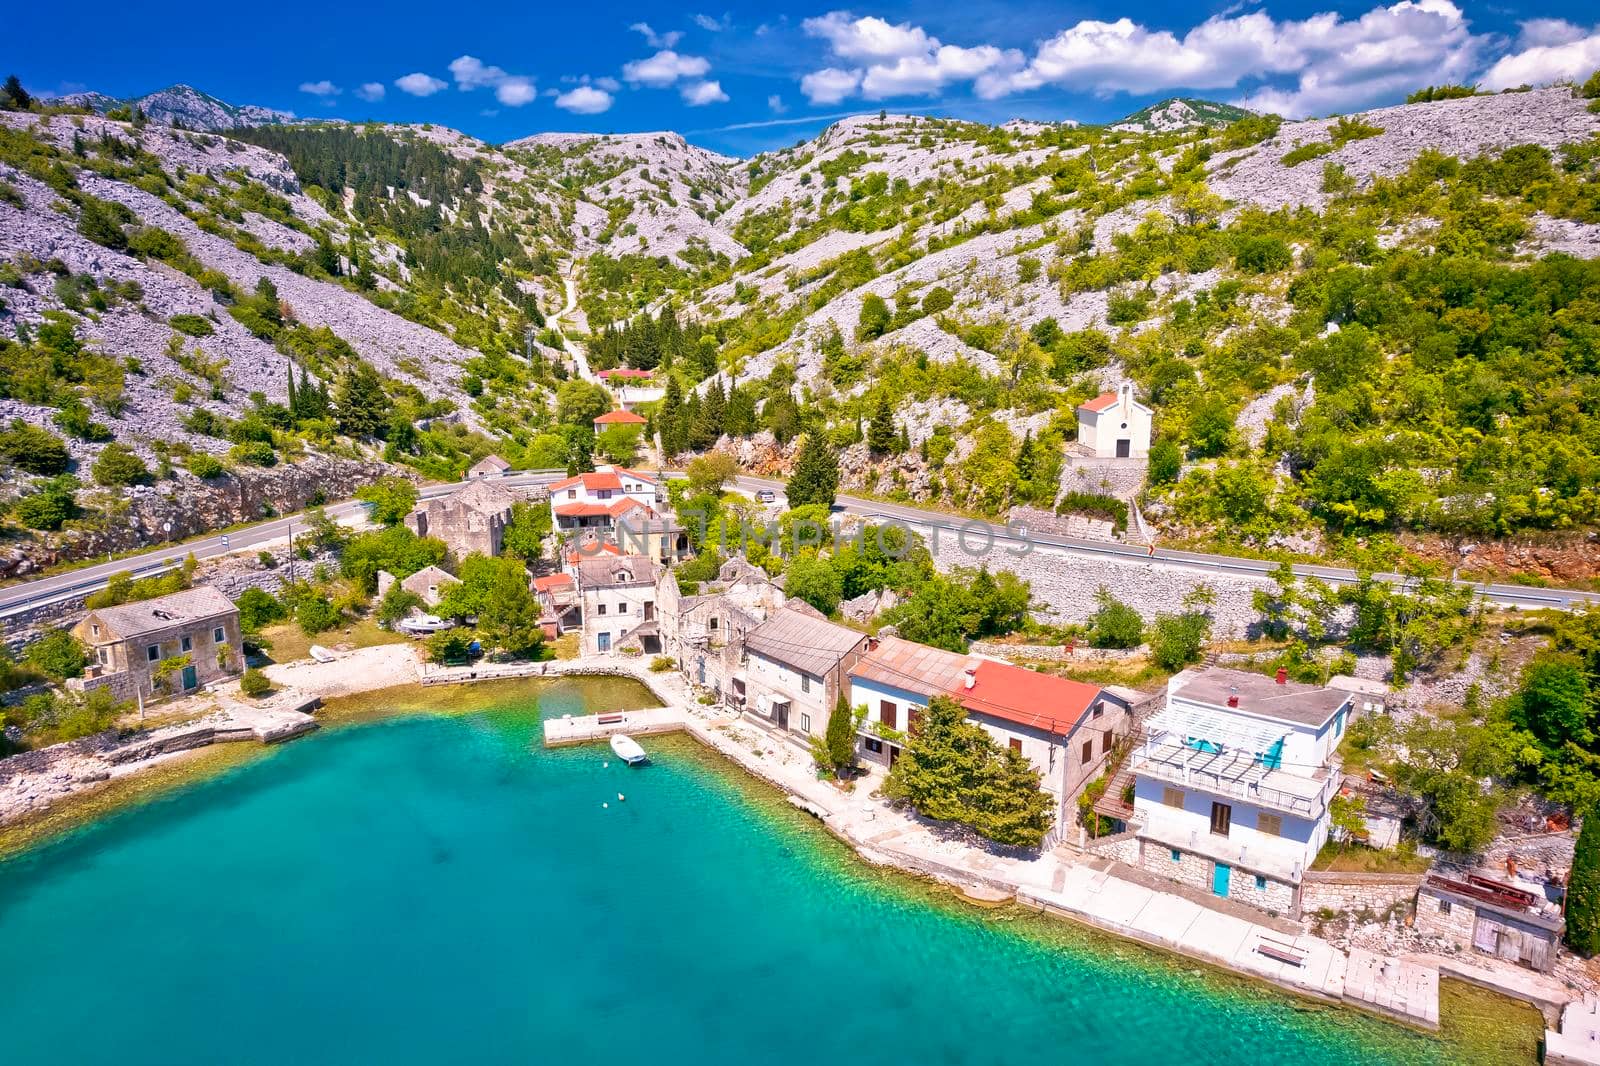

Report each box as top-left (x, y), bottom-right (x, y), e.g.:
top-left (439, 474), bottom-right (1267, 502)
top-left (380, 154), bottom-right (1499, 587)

top-left (582, 583), bottom-right (656, 655)
top-left (1131, 775), bottom-right (1326, 875)
top-left (748, 650), bottom-right (829, 736)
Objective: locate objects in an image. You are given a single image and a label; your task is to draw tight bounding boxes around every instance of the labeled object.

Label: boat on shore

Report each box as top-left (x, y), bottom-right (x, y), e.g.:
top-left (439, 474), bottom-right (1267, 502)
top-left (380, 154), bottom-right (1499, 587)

top-left (610, 734), bottom-right (648, 766)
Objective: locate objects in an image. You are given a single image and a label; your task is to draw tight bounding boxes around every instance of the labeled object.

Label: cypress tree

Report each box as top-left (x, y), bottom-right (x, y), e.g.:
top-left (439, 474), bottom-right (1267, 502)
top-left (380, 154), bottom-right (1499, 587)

top-left (823, 694), bottom-right (859, 772)
top-left (1569, 810), bottom-right (1600, 954)
top-left (787, 432), bottom-right (840, 509)
top-left (286, 361), bottom-right (300, 420)
top-left (866, 393), bottom-right (897, 454)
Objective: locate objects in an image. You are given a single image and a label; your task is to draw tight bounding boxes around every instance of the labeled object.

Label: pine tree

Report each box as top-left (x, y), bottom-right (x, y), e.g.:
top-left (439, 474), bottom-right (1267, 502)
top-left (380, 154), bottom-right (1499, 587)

top-left (787, 432), bottom-right (840, 509)
top-left (657, 377), bottom-right (685, 457)
top-left (1570, 811), bottom-right (1600, 955)
top-left (866, 393), bottom-right (897, 454)
top-left (680, 391), bottom-right (704, 452)
top-left (724, 384), bottom-right (757, 437)
top-left (2, 75), bottom-right (33, 112)
top-left (897, 423), bottom-right (910, 453)
top-left (286, 361), bottom-right (300, 420)
top-left (335, 363), bottom-right (388, 439)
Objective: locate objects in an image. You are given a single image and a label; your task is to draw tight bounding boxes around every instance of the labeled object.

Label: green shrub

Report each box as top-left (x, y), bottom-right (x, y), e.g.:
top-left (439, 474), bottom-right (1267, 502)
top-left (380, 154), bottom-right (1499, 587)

top-left (1569, 811), bottom-right (1600, 954)
top-left (186, 453), bottom-right (225, 479)
top-left (1055, 491), bottom-right (1128, 532)
top-left (0, 420), bottom-right (70, 474)
top-left (23, 629), bottom-right (88, 680)
top-left (1088, 588), bottom-right (1144, 649)
top-left (1235, 235), bottom-right (1293, 273)
top-left (295, 595), bottom-right (342, 636)
top-left (91, 442), bottom-right (150, 487)
top-left (229, 441), bottom-right (277, 467)
top-left (236, 587), bottom-right (287, 632)
top-left (1579, 69), bottom-right (1600, 100)
top-left (239, 667), bottom-right (272, 698)
top-left (168, 313), bottom-right (215, 337)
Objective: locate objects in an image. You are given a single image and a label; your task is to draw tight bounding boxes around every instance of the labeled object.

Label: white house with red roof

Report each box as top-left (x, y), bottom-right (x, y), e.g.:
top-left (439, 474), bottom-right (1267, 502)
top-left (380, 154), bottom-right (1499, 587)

top-left (593, 409), bottom-right (648, 434)
top-left (1076, 382), bottom-right (1152, 459)
top-left (847, 640), bottom-right (1133, 833)
top-left (547, 464), bottom-right (661, 533)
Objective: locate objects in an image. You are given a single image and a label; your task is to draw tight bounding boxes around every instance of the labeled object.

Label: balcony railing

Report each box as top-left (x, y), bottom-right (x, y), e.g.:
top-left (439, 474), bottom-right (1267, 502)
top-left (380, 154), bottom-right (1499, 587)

top-left (1131, 744), bottom-right (1340, 820)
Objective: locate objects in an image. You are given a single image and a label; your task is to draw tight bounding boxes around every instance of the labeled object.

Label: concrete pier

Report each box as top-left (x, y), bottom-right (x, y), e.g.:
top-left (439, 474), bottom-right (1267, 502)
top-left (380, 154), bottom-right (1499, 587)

top-left (1548, 995), bottom-right (1600, 1066)
top-left (541, 707), bottom-right (688, 746)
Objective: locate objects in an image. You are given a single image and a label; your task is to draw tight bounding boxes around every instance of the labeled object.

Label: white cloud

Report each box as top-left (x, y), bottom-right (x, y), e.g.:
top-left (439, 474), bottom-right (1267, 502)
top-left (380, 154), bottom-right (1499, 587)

top-left (1481, 26), bottom-right (1600, 89)
top-left (682, 80), bottom-right (730, 105)
top-left (623, 50), bottom-right (712, 88)
top-left (694, 13), bottom-right (730, 32)
top-left (596, 76), bottom-right (621, 92)
top-left (395, 73), bottom-right (447, 97)
top-left (801, 67), bottom-right (862, 105)
top-left (298, 80), bottom-right (341, 97)
top-left (554, 85), bottom-right (614, 114)
top-left (804, 12), bottom-right (934, 61)
top-left (1517, 19), bottom-right (1591, 49)
top-left (767, 93), bottom-right (788, 113)
top-left (796, 1), bottom-right (1491, 118)
top-left (496, 78), bottom-right (537, 106)
top-left (449, 56), bottom-right (509, 90)
top-left (801, 13), bottom-right (1020, 103)
top-left (445, 55), bottom-right (536, 106)
top-left (355, 82), bottom-right (385, 102)
top-left (630, 22), bottom-right (683, 49)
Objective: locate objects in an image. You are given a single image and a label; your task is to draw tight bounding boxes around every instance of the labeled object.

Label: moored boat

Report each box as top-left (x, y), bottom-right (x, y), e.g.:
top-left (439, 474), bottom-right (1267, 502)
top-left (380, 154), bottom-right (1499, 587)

top-left (610, 734), bottom-right (648, 766)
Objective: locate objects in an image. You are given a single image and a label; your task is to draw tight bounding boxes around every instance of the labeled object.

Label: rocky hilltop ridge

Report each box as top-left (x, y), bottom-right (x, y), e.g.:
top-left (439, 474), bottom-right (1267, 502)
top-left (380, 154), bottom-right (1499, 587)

top-left (56, 84), bottom-right (294, 131)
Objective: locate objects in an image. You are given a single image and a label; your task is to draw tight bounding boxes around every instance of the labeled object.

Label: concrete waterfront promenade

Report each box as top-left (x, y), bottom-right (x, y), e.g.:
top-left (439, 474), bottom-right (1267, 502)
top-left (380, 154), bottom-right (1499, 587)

top-left (537, 679), bottom-right (1446, 1032)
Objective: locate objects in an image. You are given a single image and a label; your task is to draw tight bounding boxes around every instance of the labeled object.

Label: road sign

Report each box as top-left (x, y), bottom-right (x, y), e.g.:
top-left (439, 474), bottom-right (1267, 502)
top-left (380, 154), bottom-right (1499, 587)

top-left (220, 535), bottom-right (230, 548)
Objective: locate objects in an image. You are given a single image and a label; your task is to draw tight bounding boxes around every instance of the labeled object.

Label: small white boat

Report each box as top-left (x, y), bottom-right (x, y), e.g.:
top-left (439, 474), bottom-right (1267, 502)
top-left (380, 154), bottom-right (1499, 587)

top-left (610, 734), bottom-right (648, 766)
top-left (309, 645), bottom-right (339, 664)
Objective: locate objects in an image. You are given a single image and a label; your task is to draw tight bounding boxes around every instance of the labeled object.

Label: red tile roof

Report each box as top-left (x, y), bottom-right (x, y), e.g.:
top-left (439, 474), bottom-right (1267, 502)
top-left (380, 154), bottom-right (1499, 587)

top-left (553, 501), bottom-right (614, 518)
top-left (1078, 391), bottom-right (1119, 413)
top-left (952, 660), bottom-right (1105, 736)
top-left (549, 471), bottom-right (622, 492)
top-left (594, 409), bottom-right (647, 425)
top-left (565, 542), bottom-right (623, 564)
top-left (532, 574), bottom-right (574, 592)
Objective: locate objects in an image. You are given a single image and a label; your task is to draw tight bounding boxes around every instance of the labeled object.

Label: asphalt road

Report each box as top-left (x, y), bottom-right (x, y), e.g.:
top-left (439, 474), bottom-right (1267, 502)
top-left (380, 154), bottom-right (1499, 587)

top-left (4, 468), bottom-right (1593, 621)
top-left (725, 475), bottom-right (1600, 612)
top-left (0, 471), bottom-right (571, 620)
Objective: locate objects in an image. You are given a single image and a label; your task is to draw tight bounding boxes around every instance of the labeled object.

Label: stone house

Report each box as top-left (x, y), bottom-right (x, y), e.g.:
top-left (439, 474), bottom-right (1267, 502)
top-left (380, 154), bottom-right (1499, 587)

top-left (657, 556), bottom-right (785, 705)
top-left (743, 605), bottom-right (869, 740)
top-left (376, 566), bottom-right (461, 609)
top-left (1125, 667), bottom-right (1355, 918)
top-left (1414, 871), bottom-right (1564, 972)
top-left (575, 554), bottom-right (659, 655)
top-left (1076, 382), bottom-right (1152, 459)
top-left (70, 586), bottom-right (243, 701)
top-left (468, 454), bottom-right (512, 479)
top-left (405, 479), bottom-right (517, 560)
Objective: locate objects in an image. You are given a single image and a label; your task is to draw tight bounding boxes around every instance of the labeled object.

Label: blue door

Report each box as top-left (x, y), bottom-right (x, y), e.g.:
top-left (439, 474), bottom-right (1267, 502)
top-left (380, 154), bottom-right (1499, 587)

top-left (597, 632), bottom-right (611, 652)
top-left (1212, 862), bottom-right (1231, 897)
top-left (181, 665), bottom-right (198, 691)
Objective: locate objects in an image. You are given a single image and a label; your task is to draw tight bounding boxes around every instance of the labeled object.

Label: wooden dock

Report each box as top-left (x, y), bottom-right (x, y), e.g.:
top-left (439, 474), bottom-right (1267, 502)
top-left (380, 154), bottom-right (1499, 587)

top-left (541, 707), bottom-right (688, 747)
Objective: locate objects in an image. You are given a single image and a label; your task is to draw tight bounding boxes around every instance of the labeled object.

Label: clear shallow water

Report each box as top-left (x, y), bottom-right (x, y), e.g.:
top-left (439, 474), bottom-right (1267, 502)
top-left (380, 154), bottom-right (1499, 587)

top-left (0, 682), bottom-right (1489, 1065)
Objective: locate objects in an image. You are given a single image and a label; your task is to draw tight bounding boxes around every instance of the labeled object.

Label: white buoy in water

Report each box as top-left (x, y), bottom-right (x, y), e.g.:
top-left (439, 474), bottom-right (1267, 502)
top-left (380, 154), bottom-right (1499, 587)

top-left (618, 793), bottom-right (626, 802)
top-left (602, 761), bottom-right (609, 768)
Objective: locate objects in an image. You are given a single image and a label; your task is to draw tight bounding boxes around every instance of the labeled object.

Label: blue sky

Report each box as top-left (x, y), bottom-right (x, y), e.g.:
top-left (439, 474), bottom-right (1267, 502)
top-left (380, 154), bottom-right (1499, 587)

top-left (8, 1), bottom-right (1600, 154)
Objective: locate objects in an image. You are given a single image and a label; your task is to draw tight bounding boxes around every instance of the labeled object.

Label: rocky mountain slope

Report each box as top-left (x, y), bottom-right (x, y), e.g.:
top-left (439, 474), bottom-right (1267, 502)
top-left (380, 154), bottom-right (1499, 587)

top-left (3, 79), bottom-right (1600, 573)
top-left (57, 84), bottom-right (293, 130)
top-left (1112, 98), bottom-right (1249, 134)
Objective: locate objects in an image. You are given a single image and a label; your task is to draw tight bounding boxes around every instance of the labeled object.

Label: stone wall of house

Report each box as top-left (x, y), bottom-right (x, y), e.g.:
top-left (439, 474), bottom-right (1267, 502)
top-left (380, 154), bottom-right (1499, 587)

top-left (1300, 872), bottom-right (1423, 917)
top-left (1486, 830), bottom-right (1577, 874)
top-left (1136, 840), bottom-right (1297, 915)
top-left (1414, 887), bottom-right (1479, 944)
top-left (1086, 828), bottom-right (1141, 864)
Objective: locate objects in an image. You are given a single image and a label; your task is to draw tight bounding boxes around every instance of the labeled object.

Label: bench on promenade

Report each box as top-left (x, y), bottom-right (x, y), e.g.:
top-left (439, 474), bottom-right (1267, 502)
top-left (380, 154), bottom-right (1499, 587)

top-left (597, 713), bottom-right (626, 726)
top-left (1256, 937), bottom-right (1308, 967)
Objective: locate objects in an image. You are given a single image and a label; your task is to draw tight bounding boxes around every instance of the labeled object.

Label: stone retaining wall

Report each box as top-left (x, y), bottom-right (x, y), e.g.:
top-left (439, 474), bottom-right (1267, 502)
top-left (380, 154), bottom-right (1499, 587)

top-left (967, 640), bottom-right (1145, 663)
top-left (1300, 871), bottom-right (1423, 917)
top-left (930, 537), bottom-right (1274, 638)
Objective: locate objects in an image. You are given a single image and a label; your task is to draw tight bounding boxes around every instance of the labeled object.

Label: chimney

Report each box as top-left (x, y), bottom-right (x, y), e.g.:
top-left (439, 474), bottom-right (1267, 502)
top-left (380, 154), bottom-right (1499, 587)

top-left (963, 666), bottom-right (977, 691)
top-left (1275, 668), bottom-right (1288, 685)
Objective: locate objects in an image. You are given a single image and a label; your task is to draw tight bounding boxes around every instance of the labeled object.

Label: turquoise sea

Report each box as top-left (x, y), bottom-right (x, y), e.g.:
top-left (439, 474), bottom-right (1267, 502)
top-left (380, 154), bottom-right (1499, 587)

top-left (0, 680), bottom-right (1516, 1065)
